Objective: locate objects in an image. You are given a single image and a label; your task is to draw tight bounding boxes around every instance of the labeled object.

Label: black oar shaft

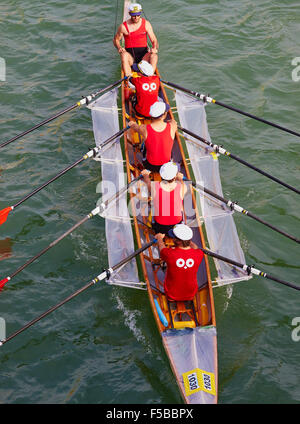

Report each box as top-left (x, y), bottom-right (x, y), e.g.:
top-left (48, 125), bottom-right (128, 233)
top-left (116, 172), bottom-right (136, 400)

top-left (214, 99), bottom-right (300, 139)
top-left (129, 218), bottom-right (299, 292)
top-left (99, 127), bottom-right (128, 150)
top-left (245, 210), bottom-right (299, 244)
top-left (2, 280), bottom-right (95, 345)
top-left (92, 77), bottom-right (126, 99)
top-left (227, 151), bottom-right (300, 195)
top-left (0, 239), bottom-right (155, 346)
top-left (0, 77), bottom-right (126, 149)
top-left (12, 127), bottom-right (127, 210)
top-left (200, 246), bottom-right (299, 291)
top-left (4, 174), bottom-right (141, 284)
top-left (13, 157), bottom-right (84, 209)
top-left (100, 174), bottom-right (142, 210)
top-left (189, 181), bottom-right (300, 244)
top-left (111, 239), bottom-right (155, 272)
top-left (162, 80), bottom-right (300, 138)
top-left (10, 215), bottom-right (90, 279)
top-left (0, 104), bottom-right (78, 149)
top-left (161, 80), bottom-right (197, 96)
top-left (179, 125), bottom-right (300, 195)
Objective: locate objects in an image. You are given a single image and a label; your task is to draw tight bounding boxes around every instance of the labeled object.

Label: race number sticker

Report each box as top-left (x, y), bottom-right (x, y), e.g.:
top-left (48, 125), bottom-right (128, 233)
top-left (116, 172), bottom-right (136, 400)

top-left (182, 368), bottom-right (216, 396)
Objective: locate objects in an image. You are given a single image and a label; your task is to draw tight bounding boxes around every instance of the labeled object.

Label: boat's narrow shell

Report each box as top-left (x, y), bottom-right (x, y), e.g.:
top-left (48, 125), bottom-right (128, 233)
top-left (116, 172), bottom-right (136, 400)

top-left (162, 326), bottom-right (217, 404)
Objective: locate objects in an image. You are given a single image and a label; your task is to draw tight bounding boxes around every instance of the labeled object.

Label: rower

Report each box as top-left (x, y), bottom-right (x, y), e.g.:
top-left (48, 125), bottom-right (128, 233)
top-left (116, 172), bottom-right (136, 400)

top-left (141, 161), bottom-right (187, 235)
top-left (128, 60), bottom-right (160, 118)
top-left (113, 3), bottom-right (159, 77)
top-left (155, 224), bottom-right (204, 302)
top-left (128, 101), bottom-right (177, 172)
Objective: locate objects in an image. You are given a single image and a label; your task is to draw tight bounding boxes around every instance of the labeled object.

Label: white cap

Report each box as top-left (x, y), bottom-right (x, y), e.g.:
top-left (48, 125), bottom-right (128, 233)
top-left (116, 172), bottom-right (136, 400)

top-left (129, 3), bottom-right (142, 15)
top-left (133, 60), bottom-right (154, 76)
top-left (149, 101), bottom-right (170, 118)
top-left (173, 224), bottom-right (193, 241)
top-left (159, 161), bottom-right (178, 180)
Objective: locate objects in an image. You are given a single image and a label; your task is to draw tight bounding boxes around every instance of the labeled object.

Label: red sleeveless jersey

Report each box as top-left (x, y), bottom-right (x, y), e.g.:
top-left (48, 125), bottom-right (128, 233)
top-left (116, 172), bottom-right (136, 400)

top-left (160, 247), bottom-right (204, 301)
top-left (145, 123), bottom-right (174, 164)
top-left (123, 19), bottom-right (147, 48)
top-left (153, 182), bottom-right (183, 226)
top-left (131, 75), bottom-right (160, 117)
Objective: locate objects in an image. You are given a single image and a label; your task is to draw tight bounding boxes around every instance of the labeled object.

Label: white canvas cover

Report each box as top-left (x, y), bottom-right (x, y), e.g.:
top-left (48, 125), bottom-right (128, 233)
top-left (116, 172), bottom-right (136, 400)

top-left (175, 90), bottom-right (251, 287)
top-left (88, 88), bottom-right (141, 289)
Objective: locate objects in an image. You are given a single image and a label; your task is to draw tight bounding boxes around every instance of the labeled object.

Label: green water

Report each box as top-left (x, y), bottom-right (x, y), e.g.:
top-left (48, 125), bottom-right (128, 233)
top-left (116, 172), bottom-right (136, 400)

top-left (0, 0), bottom-right (299, 404)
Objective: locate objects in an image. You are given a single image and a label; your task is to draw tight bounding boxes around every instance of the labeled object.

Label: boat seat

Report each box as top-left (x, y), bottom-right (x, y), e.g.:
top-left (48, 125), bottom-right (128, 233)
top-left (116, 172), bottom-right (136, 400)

top-left (167, 299), bottom-right (198, 329)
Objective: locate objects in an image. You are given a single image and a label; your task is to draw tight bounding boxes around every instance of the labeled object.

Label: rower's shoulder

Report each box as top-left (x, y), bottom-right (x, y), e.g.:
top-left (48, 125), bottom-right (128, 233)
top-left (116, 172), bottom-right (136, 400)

top-left (144, 19), bottom-right (152, 29)
top-left (168, 119), bottom-right (178, 134)
top-left (118, 21), bottom-right (128, 32)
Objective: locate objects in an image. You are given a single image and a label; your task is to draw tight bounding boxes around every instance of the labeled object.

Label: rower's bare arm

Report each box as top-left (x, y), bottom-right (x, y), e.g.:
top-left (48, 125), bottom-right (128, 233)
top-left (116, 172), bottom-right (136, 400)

top-left (141, 169), bottom-right (152, 192)
top-left (113, 24), bottom-right (126, 53)
top-left (176, 172), bottom-right (188, 197)
top-left (156, 233), bottom-right (166, 251)
top-left (170, 119), bottom-right (178, 138)
top-left (145, 21), bottom-right (159, 51)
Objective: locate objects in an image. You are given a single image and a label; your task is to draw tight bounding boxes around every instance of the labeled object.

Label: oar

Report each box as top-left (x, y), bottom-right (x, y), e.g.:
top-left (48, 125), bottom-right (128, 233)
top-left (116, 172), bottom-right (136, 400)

top-left (199, 245), bottom-right (299, 291)
top-left (0, 77), bottom-right (128, 149)
top-left (0, 239), bottom-right (156, 346)
top-left (133, 219), bottom-right (299, 292)
top-left (0, 175), bottom-right (142, 290)
top-left (161, 80), bottom-right (300, 139)
top-left (179, 125), bottom-right (300, 195)
top-left (0, 127), bottom-right (129, 226)
top-left (183, 177), bottom-right (300, 244)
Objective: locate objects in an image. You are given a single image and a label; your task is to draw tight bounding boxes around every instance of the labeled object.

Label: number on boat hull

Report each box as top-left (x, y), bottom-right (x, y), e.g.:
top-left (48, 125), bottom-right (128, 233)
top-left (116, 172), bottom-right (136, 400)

top-left (182, 368), bottom-right (216, 397)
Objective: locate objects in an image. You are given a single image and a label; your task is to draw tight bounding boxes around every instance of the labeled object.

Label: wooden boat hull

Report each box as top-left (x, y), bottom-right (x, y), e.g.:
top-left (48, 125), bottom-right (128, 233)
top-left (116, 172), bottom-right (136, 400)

top-left (120, 1), bottom-right (218, 404)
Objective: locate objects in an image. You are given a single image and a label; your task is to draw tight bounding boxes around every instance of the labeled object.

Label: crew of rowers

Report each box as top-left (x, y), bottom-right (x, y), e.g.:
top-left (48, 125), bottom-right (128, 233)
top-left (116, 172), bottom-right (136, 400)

top-left (113, 3), bottom-right (204, 302)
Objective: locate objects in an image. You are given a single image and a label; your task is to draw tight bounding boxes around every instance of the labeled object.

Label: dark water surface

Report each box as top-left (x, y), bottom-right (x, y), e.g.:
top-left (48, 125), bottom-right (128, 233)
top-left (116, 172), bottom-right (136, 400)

top-left (0, 0), bottom-right (299, 404)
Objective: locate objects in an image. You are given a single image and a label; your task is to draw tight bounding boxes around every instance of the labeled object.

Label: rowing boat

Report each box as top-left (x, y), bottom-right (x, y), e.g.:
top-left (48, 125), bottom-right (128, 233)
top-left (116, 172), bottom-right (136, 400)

top-left (0, 0), bottom-right (298, 407)
top-left (0, 1), bottom-right (298, 405)
top-left (78, 0), bottom-right (253, 403)
top-left (120, 1), bottom-right (218, 404)
top-left (88, 0), bottom-right (253, 404)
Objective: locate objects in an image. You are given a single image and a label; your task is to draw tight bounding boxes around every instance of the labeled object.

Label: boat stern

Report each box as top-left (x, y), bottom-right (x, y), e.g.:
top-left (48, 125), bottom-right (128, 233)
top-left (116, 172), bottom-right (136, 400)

top-left (162, 325), bottom-right (218, 404)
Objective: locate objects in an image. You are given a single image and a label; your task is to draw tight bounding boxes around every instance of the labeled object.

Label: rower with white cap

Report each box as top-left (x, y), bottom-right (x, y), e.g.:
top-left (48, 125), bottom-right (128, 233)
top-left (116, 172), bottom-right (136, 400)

top-left (128, 60), bottom-right (160, 118)
top-left (129, 101), bottom-right (177, 172)
top-left (141, 161), bottom-right (187, 234)
top-left (156, 224), bottom-right (204, 301)
top-left (113, 3), bottom-right (159, 76)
